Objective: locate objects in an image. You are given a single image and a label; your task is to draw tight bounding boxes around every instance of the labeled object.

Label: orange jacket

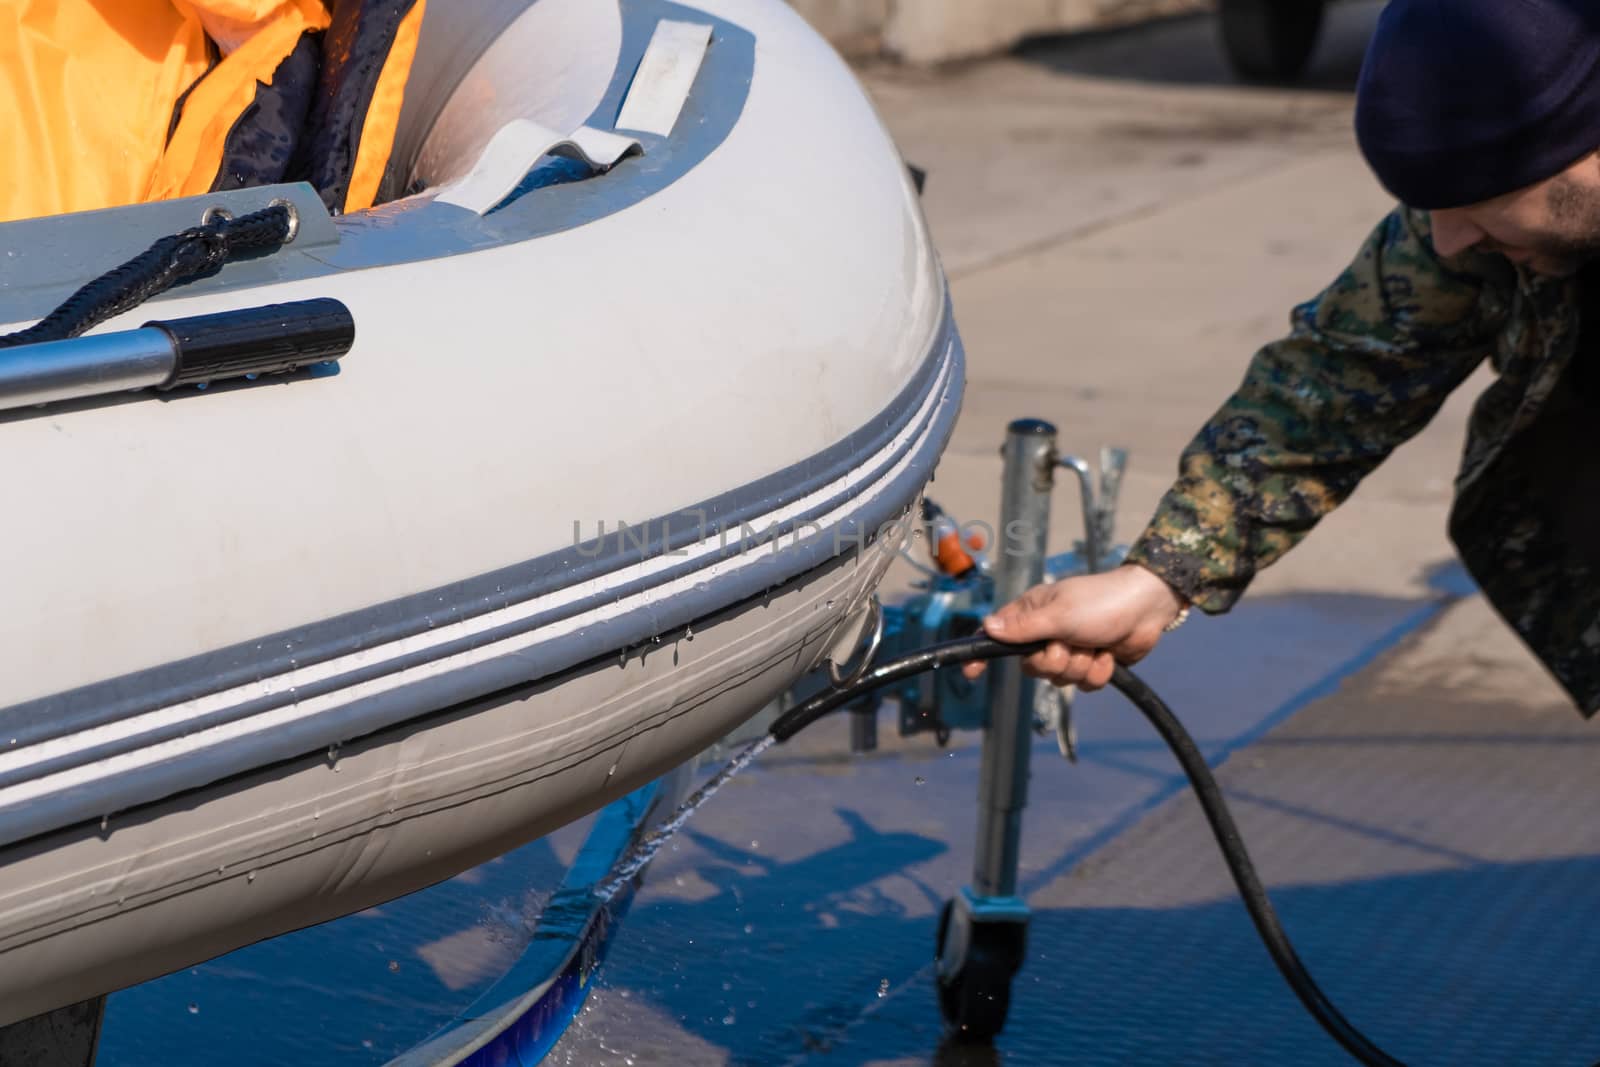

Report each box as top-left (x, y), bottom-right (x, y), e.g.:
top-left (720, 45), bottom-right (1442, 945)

top-left (0, 0), bottom-right (425, 223)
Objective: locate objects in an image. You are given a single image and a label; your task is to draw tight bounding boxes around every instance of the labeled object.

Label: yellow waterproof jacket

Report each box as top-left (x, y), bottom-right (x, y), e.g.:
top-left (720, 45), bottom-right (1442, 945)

top-left (0, 0), bottom-right (426, 223)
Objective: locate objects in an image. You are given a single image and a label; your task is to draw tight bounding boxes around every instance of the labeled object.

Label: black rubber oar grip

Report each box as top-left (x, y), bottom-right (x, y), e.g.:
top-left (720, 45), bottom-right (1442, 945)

top-left (147, 298), bottom-right (355, 388)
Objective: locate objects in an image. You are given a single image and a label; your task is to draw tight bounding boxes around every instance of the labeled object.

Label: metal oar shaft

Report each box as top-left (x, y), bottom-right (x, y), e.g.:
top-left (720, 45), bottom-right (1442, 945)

top-left (0, 329), bottom-right (176, 408)
top-left (0, 298), bottom-right (354, 412)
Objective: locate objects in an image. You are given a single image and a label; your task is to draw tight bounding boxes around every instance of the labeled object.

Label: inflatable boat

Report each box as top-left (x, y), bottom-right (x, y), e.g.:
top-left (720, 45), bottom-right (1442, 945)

top-left (0, 0), bottom-right (961, 1025)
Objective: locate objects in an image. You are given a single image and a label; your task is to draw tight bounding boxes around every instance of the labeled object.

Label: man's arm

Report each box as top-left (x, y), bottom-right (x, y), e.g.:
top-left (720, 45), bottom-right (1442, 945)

top-left (973, 206), bottom-right (1511, 691)
top-left (1126, 205), bottom-right (1510, 613)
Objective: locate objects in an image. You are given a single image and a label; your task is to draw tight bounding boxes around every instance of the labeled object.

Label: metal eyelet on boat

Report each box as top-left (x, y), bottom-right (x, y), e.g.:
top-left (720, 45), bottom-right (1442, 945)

top-left (200, 206), bottom-right (234, 227)
top-left (266, 197), bottom-right (300, 244)
top-left (828, 596), bottom-right (884, 688)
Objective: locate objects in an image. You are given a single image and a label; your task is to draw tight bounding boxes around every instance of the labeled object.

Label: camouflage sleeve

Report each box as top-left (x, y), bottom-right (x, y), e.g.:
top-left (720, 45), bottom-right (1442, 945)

top-left (1125, 206), bottom-right (1512, 613)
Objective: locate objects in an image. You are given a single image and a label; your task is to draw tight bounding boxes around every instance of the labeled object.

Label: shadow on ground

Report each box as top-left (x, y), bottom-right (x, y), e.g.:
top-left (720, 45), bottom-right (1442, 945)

top-left (1014, 2), bottom-right (1385, 93)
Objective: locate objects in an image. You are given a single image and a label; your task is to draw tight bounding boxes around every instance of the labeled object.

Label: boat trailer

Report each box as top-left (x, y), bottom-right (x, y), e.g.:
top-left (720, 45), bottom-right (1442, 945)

top-left (799, 417), bottom-right (1134, 1040)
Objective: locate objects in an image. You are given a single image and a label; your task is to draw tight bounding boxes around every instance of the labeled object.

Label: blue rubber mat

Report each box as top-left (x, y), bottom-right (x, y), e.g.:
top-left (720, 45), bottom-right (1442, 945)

top-left (821, 605), bottom-right (1600, 1065)
top-left (551, 581), bottom-right (1502, 1065)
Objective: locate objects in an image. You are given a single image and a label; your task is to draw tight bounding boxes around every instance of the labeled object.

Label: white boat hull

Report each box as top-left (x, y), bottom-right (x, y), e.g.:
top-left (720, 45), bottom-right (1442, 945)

top-left (0, 0), bottom-right (961, 1020)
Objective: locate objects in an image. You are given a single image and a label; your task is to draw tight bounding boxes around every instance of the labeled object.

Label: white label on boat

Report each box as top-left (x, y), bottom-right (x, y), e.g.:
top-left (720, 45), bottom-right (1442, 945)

top-left (615, 21), bottom-right (713, 138)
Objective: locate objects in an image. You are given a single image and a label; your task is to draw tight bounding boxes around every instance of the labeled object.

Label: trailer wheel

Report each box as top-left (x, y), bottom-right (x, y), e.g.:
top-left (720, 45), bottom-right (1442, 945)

top-left (934, 899), bottom-right (1026, 1043)
top-left (1218, 0), bottom-right (1326, 84)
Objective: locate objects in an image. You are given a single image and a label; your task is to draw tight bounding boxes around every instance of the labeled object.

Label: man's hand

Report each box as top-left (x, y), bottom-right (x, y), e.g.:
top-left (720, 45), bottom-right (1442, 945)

top-left (961, 565), bottom-right (1187, 691)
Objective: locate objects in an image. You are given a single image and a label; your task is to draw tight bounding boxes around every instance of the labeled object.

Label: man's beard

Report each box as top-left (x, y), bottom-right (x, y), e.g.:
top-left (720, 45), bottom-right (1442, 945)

top-left (1536, 176), bottom-right (1600, 273)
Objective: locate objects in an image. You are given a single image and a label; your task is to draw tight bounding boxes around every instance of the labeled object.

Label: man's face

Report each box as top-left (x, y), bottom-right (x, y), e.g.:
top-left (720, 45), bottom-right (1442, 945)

top-left (1431, 152), bottom-right (1600, 277)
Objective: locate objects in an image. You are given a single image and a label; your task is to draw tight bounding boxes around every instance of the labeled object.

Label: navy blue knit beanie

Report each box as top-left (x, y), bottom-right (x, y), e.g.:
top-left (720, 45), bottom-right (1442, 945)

top-left (1356, 0), bottom-right (1600, 210)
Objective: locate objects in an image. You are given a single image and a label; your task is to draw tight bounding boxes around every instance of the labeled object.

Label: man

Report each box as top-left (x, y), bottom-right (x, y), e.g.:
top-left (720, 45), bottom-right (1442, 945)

top-left (970, 0), bottom-right (1600, 716)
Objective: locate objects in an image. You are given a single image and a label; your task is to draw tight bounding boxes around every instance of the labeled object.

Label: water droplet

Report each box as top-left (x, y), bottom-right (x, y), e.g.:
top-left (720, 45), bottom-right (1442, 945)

top-left (187, 1003), bottom-right (199, 1015)
top-left (100, 814), bottom-right (109, 832)
top-left (684, 623), bottom-right (694, 641)
top-left (387, 960), bottom-right (400, 973)
top-left (743, 923), bottom-right (754, 934)
top-left (721, 981), bottom-right (732, 991)
top-left (722, 1013), bottom-right (736, 1026)
top-left (749, 839), bottom-right (759, 850)
top-left (877, 979), bottom-right (890, 998)
top-left (247, 870), bottom-right (256, 883)
top-left (362, 1040), bottom-right (374, 1050)
top-left (914, 776), bottom-right (926, 786)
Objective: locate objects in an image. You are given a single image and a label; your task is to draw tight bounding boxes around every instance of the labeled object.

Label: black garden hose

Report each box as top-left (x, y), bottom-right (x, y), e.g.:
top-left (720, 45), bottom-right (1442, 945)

top-left (770, 635), bottom-right (1405, 1067)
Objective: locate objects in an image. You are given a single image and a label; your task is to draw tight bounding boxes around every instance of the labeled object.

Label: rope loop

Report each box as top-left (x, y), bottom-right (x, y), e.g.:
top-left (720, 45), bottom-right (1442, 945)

top-left (0, 204), bottom-right (293, 350)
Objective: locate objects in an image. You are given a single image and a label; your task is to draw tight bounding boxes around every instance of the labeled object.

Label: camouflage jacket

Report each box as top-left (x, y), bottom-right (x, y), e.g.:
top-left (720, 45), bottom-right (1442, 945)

top-left (1126, 206), bottom-right (1600, 715)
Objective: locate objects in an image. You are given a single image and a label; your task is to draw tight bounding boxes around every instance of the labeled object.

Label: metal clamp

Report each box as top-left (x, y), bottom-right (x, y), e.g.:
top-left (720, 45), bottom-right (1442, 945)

top-left (1056, 456), bottom-right (1102, 571)
top-left (1055, 446), bottom-right (1128, 574)
top-left (828, 597), bottom-right (884, 687)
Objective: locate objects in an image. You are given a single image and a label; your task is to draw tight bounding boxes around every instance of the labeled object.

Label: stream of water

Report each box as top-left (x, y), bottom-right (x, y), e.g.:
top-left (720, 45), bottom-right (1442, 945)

top-left (593, 735), bottom-right (777, 904)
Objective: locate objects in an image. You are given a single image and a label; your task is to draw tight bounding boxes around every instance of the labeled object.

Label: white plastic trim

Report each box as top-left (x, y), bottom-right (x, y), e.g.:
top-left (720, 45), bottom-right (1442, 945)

top-left (434, 119), bottom-right (643, 215)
